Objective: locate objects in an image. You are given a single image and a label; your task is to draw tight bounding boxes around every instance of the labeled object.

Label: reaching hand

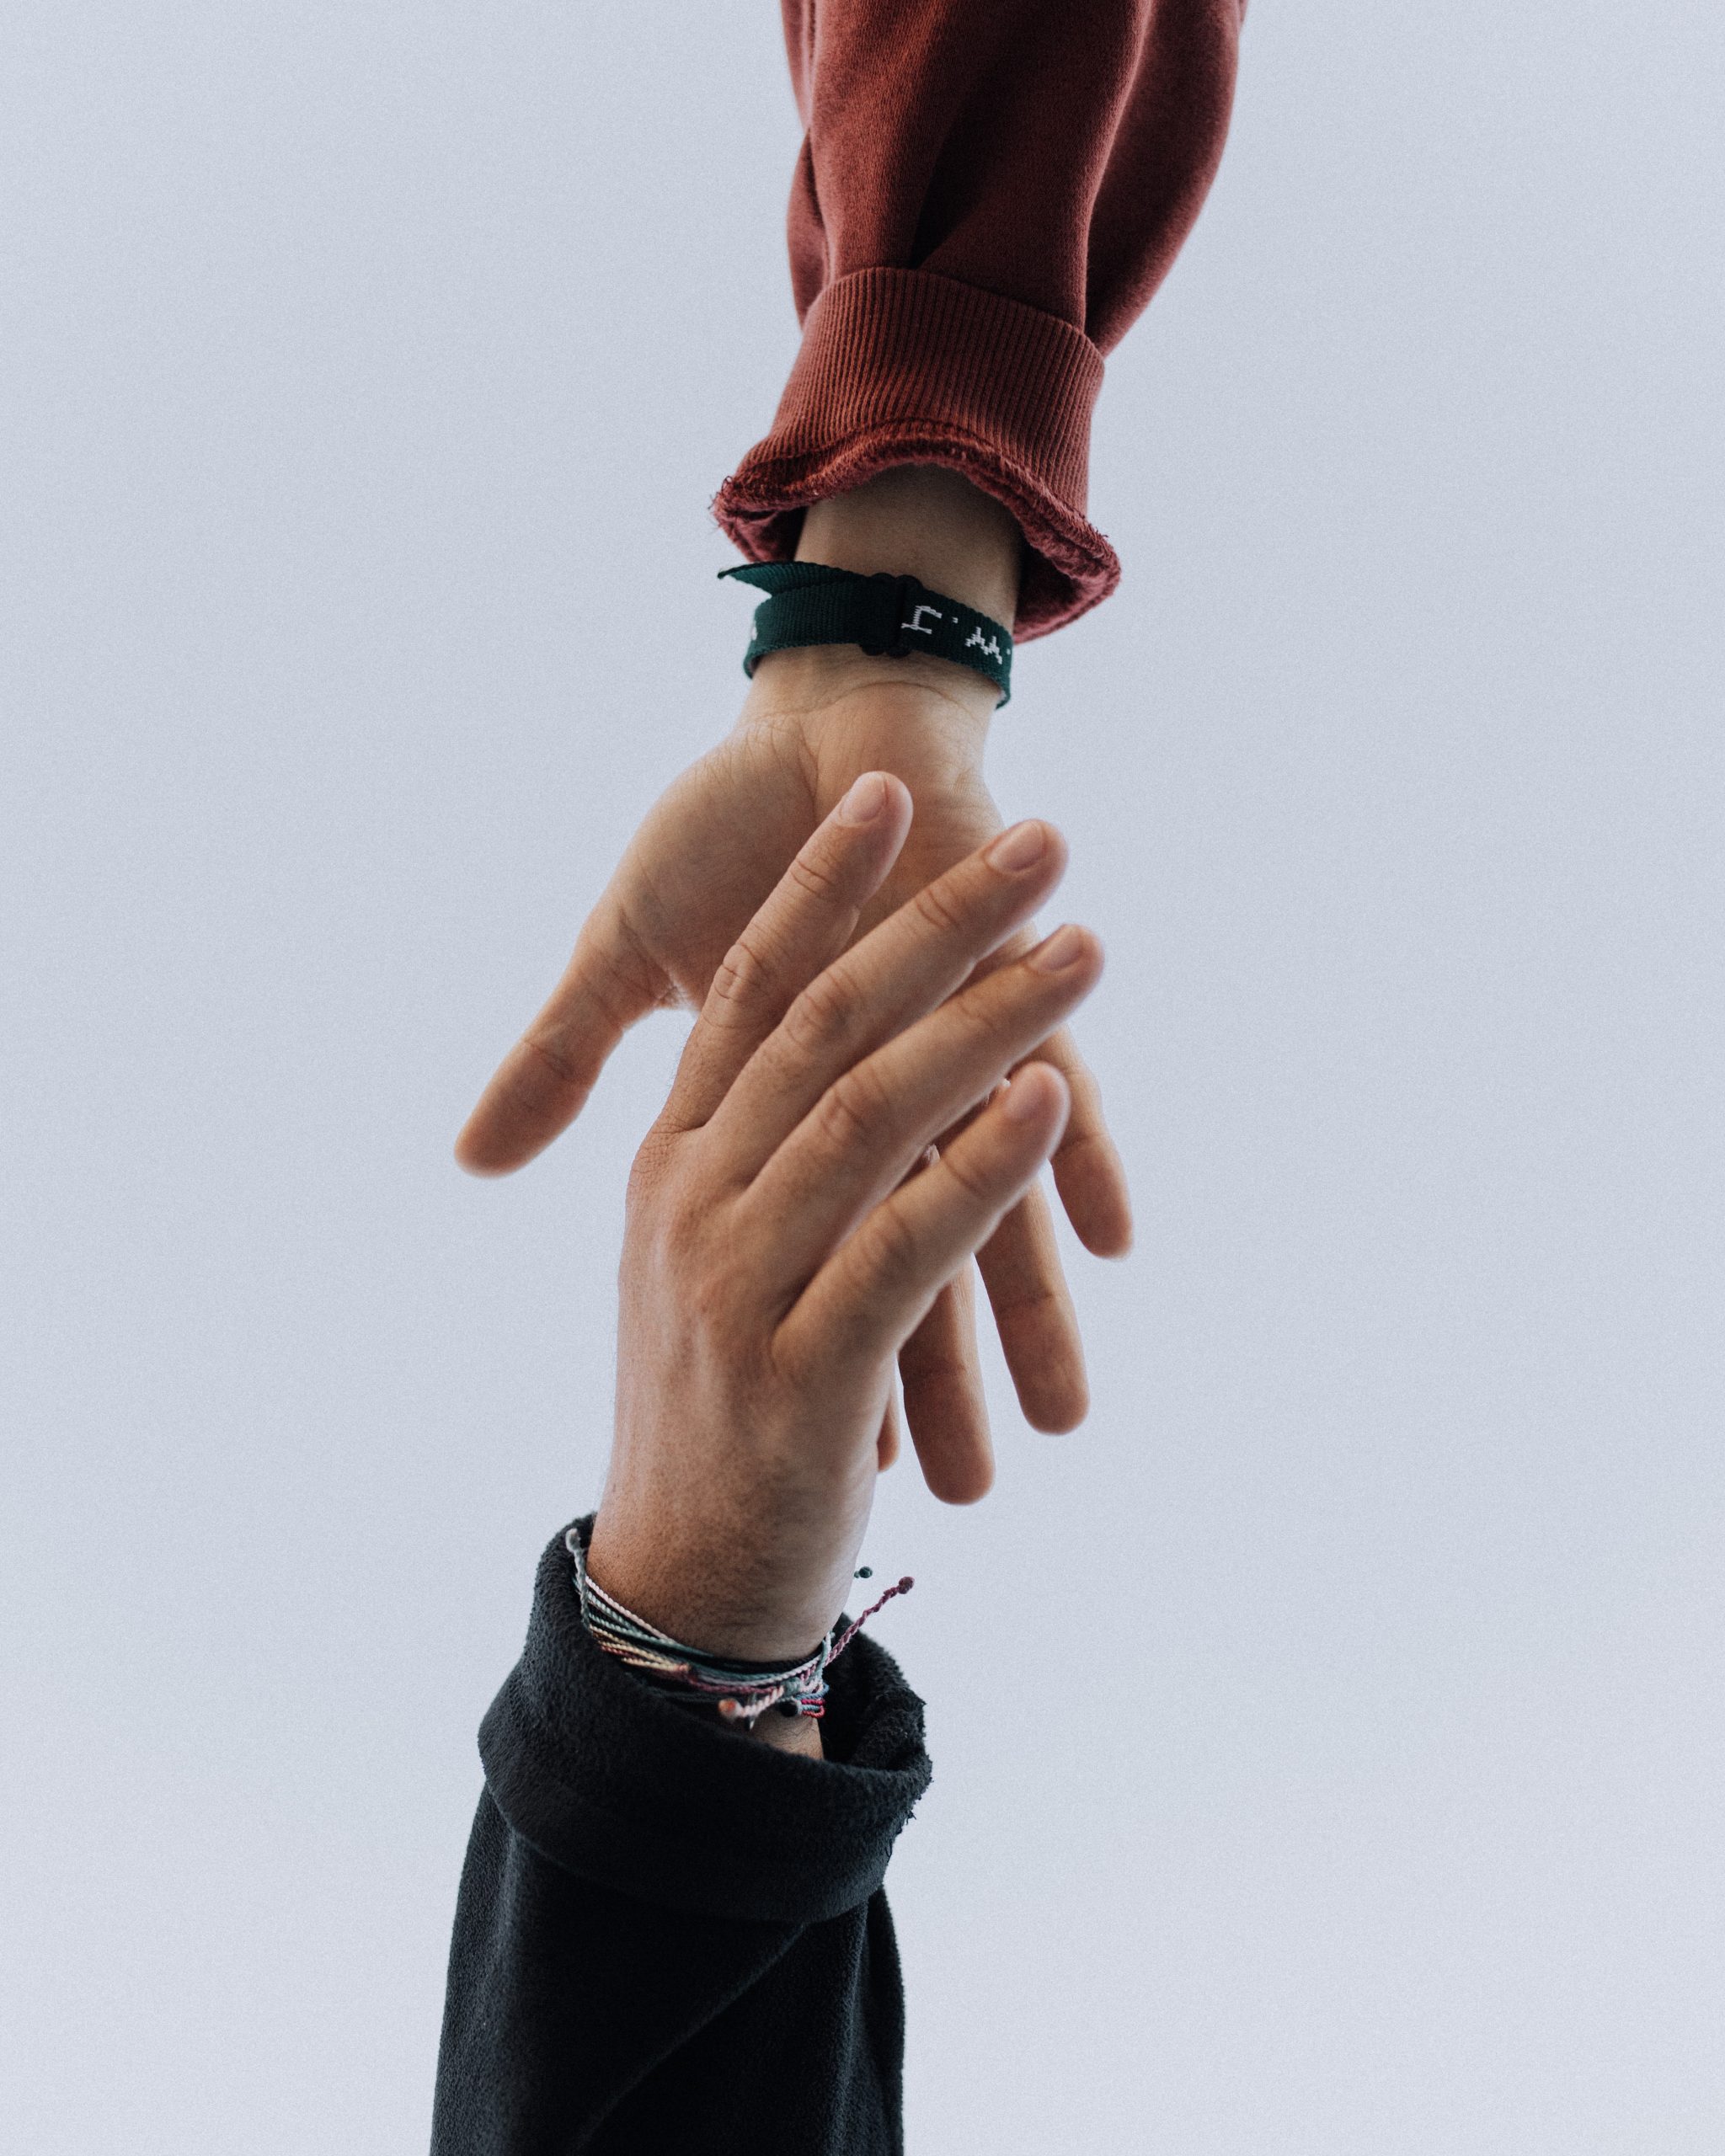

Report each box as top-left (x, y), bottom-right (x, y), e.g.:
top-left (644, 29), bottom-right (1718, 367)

top-left (588, 771), bottom-right (1104, 1671)
top-left (455, 658), bottom-right (1132, 1448)
top-left (457, 465), bottom-right (1134, 1449)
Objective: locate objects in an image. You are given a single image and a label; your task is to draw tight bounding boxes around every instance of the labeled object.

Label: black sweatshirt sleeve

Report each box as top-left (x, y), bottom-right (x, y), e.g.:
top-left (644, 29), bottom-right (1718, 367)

top-left (430, 1521), bottom-right (933, 2156)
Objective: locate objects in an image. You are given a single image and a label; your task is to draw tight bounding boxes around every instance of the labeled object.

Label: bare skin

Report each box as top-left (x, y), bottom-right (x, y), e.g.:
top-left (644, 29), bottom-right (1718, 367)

top-left (455, 466), bottom-right (1130, 1460)
top-left (587, 776), bottom-right (1103, 1758)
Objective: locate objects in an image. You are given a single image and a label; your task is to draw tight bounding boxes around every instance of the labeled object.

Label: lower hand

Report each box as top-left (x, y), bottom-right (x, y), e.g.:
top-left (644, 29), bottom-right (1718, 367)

top-left (588, 771), bottom-right (1104, 1687)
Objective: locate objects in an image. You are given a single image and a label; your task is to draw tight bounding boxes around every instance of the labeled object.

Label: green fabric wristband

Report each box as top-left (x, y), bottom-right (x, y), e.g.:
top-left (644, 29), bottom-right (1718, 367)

top-left (718, 562), bottom-right (1013, 708)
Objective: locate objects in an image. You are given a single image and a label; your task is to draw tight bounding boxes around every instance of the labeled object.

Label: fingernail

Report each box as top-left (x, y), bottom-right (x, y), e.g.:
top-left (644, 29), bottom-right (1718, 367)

top-left (1001, 1067), bottom-right (1055, 1122)
top-left (836, 772), bottom-right (888, 825)
top-left (1027, 924), bottom-right (1087, 972)
top-left (985, 821), bottom-right (1047, 872)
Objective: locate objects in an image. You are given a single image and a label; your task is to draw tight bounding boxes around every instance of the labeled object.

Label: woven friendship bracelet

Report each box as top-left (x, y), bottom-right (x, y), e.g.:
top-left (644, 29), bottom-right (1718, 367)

top-left (565, 1521), bottom-right (913, 1728)
top-left (718, 561), bottom-right (1014, 707)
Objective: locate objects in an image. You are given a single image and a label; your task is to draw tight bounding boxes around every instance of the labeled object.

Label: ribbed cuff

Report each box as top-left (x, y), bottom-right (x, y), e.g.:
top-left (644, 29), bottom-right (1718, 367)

top-left (713, 267), bottom-right (1118, 643)
top-left (478, 1522), bottom-right (932, 1928)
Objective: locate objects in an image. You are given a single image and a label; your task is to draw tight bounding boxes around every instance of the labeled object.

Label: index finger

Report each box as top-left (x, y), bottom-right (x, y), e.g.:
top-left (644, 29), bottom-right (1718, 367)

top-left (658, 771), bottom-right (911, 1133)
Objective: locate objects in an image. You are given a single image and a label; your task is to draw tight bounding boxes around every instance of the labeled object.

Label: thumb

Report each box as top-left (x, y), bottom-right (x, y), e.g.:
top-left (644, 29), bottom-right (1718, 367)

top-left (454, 894), bottom-right (665, 1176)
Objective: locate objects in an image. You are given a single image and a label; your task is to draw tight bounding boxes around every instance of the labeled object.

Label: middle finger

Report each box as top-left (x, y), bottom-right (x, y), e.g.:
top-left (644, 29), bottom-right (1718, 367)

top-left (740, 922), bottom-right (1103, 1299)
top-left (700, 819), bottom-right (1067, 1186)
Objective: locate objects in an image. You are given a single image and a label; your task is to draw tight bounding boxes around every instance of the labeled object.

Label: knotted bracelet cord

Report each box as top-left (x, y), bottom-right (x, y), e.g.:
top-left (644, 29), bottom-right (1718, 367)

top-left (565, 1522), bottom-right (913, 1726)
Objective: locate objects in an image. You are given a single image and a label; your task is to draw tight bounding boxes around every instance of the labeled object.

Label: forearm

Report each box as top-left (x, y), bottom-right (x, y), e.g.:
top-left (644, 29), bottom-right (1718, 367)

top-left (434, 1796), bottom-right (892, 2154)
top-left (717, 0), bottom-right (1245, 641)
top-left (432, 1526), bottom-right (930, 2153)
top-left (801, 464), bottom-right (1023, 627)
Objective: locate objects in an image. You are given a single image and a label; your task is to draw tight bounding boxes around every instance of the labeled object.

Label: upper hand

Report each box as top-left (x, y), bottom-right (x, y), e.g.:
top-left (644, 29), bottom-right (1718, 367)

top-left (454, 657), bottom-right (1132, 1449)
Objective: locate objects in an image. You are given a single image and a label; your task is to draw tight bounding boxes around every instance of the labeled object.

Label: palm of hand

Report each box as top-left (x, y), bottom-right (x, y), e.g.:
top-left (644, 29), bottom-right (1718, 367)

top-left (611, 703), bottom-right (1007, 1017)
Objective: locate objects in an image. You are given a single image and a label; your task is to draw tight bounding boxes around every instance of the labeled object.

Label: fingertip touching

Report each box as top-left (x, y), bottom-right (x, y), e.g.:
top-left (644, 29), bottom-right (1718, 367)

top-left (984, 819), bottom-right (1067, 881)
top-left (998, 1060), bottom-right (1071, 1130)
top-left (834, 768), bottom-right (913, 835)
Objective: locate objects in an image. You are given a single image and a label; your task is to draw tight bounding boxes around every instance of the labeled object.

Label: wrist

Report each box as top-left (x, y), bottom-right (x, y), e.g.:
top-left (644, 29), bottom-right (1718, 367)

top-left (580, 1546), bottom-right (830, 1756)
top-left (584, 1508), bottom-right (850, 1668)
top-left (747, 465), bottom-right (1020, 728)
top-left (752, 667), bottom-right (994, 779)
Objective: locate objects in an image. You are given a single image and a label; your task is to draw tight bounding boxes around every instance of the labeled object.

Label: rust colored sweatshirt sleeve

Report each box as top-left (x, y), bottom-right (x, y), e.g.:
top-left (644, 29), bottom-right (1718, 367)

top-left (711, 0), bottom-right (1246, 641)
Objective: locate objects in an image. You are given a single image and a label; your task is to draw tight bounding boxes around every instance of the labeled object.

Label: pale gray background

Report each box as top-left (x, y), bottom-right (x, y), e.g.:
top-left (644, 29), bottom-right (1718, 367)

top-left (3, 3), bottom-right (1722, 2150)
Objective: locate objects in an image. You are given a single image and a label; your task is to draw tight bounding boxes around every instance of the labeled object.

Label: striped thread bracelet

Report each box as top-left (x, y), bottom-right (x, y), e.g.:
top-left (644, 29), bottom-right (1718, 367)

top-left (565, 1522), bottom-right (913, 1728)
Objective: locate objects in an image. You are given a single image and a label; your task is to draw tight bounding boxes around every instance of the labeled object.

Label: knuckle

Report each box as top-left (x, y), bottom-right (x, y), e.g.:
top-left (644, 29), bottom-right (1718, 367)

top-left (584, 921), bottom-right (656, 1027)
top-left (1052, 1120), bottom-right (1108, 1169)
top-left (942, 1145), bottom-right (1000, 1209)
top-left (519, 1029), bottom-right (583, 1095)
top-left (911, 878), bottom-right (969, 939)
top-left (781, 964), bottom-right (854, 1058)
top-left (901, 1347), bottom-right (964, 1389)
top-left (901, 1325), bottom-right (972, 1385)
top-left (818, 1063), bottom-right (891, 1152)
top-left (708, 931), bottom-right (772, 1021)
top-left (863, 1203), bottom-right (922, 1288)
top-left (785, 846), bottom-right (847, 908)
top-left (948, 984), bottom-right (1012, 1054)
top-left (986, 1272), bottom-right (1065, 1322)
top-left (1047, 1039), bottom-right (1101, 1108)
